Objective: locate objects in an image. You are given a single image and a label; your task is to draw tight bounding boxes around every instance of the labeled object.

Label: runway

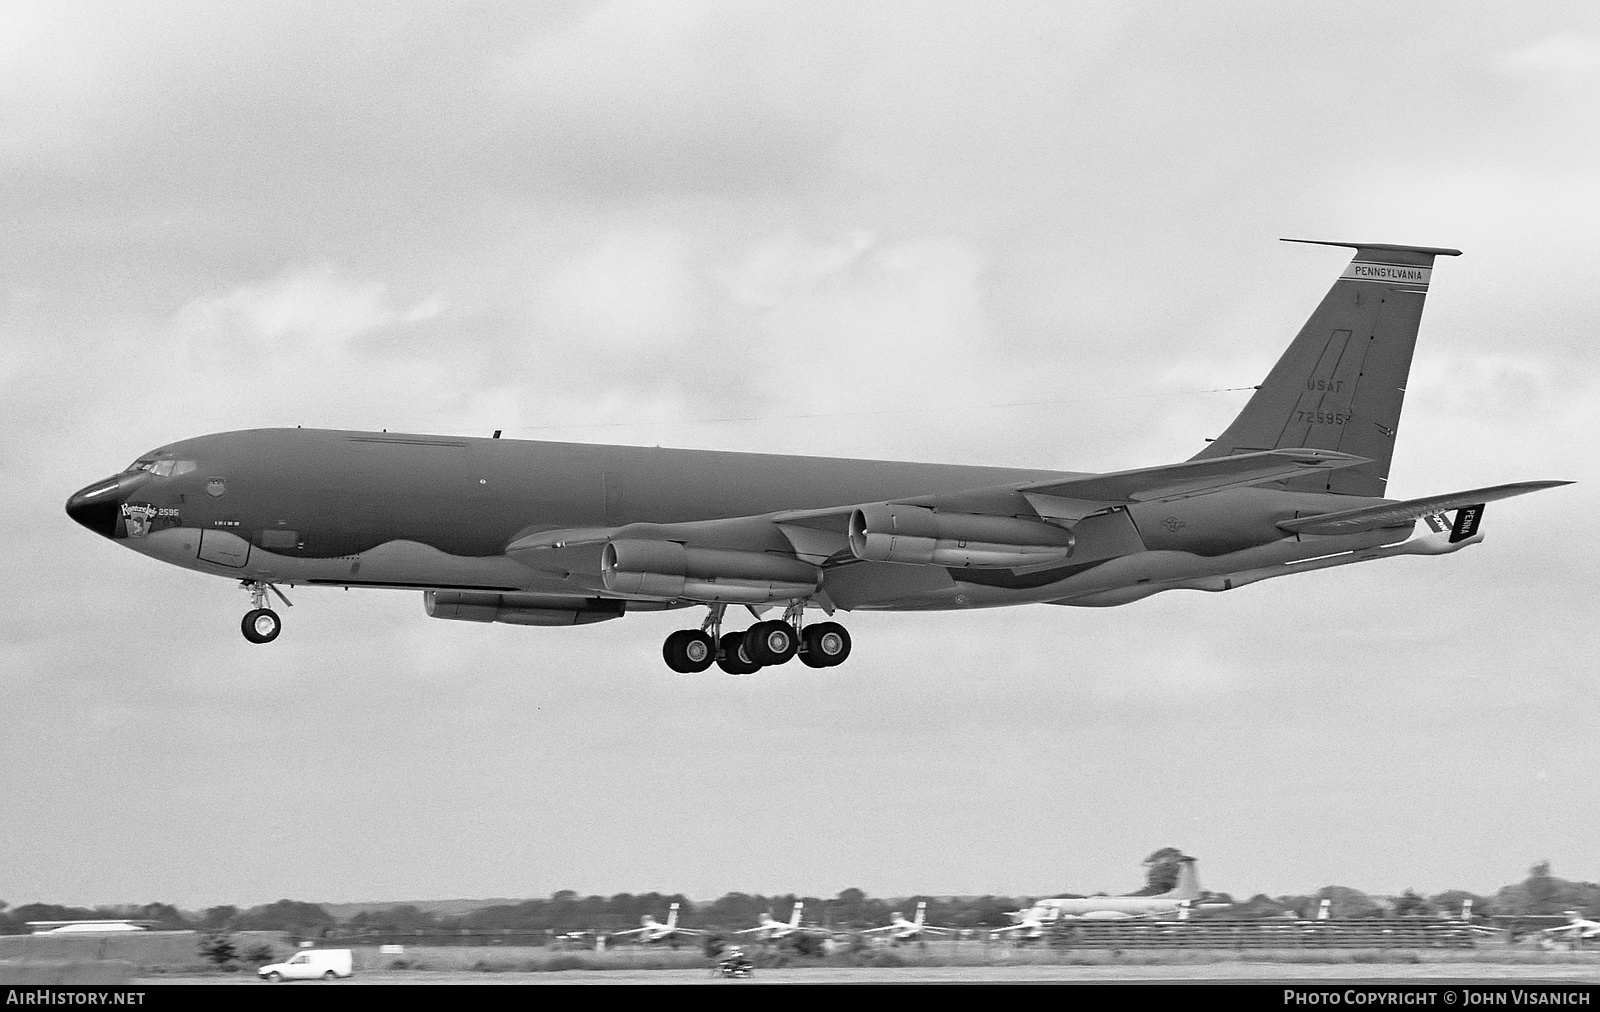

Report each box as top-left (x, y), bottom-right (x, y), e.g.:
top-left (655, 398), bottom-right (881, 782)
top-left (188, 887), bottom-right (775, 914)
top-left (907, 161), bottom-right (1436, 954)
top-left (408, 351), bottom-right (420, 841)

top-left (134, 961), bottom-right (1600, 985)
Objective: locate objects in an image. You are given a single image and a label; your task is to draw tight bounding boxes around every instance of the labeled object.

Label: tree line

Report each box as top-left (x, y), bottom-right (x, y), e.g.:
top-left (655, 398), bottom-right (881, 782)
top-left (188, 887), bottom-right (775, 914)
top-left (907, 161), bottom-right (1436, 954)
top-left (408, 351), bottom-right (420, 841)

top-left (3, 860), bottom-right (1595, 937)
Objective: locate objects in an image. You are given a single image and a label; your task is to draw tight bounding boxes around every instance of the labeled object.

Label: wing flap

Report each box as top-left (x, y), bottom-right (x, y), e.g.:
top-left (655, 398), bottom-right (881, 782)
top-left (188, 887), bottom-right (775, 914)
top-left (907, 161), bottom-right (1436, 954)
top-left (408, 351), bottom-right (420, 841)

top-left (1278, 480), bottom-right (1572, 536)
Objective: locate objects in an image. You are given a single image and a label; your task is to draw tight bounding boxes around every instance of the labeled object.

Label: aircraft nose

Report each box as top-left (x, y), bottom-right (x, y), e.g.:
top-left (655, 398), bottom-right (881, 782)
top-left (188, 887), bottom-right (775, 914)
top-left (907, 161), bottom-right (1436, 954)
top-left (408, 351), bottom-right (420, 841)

top-left (65, 473), bottom-right (145, 538)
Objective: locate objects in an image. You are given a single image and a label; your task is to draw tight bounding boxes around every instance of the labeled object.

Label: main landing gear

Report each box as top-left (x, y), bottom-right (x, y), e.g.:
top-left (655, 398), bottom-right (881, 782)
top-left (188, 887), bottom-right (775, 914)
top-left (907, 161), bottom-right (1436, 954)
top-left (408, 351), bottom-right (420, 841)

top-left (661, 604), bottom-right (851, 674)
top-left (239, 580), bottom-right (293, 644)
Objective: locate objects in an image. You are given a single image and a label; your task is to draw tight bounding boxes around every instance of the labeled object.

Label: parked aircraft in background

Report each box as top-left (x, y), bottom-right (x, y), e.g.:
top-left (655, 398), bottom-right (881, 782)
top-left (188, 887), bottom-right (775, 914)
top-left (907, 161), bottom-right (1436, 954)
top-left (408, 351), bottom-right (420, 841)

top-left (860, 902), bottom-right (955, 943)
top-left (66, 240), bottom-right (1568, 673)
top-left (991, 913), bottom-right (1048, 942)
top-left (734, 903), bottom-right (822, 941)
top-left (605, 902), bottom-right (704, 945)
top-left (1542, 912), bottom-right (1600, 947)
top-left (1015, 857), bottom-right (1208, 923)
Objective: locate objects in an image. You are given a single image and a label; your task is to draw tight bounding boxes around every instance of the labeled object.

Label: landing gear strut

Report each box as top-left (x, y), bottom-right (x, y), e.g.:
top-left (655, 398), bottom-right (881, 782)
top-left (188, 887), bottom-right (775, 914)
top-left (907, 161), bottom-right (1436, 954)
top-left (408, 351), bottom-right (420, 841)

top-left (240, 580), bottom-right (292, 644)
top-left (659, 603), bottom-right (850, 673)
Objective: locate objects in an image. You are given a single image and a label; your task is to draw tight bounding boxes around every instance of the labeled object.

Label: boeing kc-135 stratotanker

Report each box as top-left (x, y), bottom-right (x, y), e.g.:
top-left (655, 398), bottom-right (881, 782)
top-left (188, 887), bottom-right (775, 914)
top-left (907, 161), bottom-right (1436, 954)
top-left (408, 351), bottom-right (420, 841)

top-left (66, 240), bottom-right (1569, 673)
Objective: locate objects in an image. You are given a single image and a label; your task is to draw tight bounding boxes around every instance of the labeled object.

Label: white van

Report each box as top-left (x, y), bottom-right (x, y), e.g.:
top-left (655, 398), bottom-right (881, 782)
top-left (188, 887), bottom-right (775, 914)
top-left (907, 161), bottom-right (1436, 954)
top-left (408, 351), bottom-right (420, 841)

top-left (257, 949), bottom-right (353, 982)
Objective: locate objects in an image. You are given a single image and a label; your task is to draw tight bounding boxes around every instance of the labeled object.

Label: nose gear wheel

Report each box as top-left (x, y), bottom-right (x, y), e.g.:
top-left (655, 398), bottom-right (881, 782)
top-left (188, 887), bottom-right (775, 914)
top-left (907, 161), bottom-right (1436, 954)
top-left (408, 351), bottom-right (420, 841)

top-left (238, 579), bottom-right (291, 644)
top-left (242, 608), bottom-right (281, 643)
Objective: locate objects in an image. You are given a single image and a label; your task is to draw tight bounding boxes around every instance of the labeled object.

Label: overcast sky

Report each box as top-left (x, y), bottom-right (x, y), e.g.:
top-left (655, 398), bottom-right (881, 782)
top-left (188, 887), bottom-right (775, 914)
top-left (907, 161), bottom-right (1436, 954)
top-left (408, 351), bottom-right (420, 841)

top-left (2, 1), bottom-right (1597, 911)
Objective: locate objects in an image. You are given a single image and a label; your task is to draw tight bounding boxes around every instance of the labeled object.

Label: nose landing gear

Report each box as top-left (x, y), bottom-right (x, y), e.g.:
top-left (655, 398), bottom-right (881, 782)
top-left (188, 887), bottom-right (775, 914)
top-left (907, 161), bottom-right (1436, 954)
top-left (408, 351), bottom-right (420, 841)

top-left (239, 580), bottom-right (292, 644)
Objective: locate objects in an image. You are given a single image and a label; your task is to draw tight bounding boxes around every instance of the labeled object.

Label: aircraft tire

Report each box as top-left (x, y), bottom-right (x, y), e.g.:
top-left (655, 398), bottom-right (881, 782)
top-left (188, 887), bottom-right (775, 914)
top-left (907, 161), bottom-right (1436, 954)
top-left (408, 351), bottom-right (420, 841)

top-left (744, 620), bottom-right (798, 665)
top-left (241, 608), bottom-right (281, 644)
top-left (663, 630), bottom-right (716, 673)
top-left (680, 630), bottom-right (715, 672)
top-left (662, 630), bottom-right (691, 672)
top-left (802, 622), bottom-right (850, 666)
top-left (717, 631), bottom-right (762, 675)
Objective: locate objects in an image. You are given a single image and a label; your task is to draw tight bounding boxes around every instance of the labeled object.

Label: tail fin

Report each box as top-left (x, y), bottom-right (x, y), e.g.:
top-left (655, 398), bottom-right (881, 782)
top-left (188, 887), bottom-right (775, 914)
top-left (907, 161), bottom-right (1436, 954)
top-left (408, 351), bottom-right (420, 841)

top-left (1165, 857), bottom-right (1202, 900)
top-left (666, 902), bottom-right (678, 929)
top-left (790, 902), bottom-right (803, 928)
top-left (1192, 240), bottom-right (1462, 497)
top-left (914, 901), bottom-right (926, 927)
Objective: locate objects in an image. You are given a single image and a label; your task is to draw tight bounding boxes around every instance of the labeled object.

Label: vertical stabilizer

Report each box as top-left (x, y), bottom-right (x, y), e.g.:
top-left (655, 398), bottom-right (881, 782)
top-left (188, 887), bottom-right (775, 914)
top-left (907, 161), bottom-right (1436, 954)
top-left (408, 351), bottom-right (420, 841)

top-left (1192, 240), bottom-right (1462, 497)
top-left (914, 901), bottom-right (926, 927)
top-left (666, 902), bottom-right (678, 929)
top-left (1164, 857), bottom-right (1202, 901)
top-left (790, 902), bottom-right (803, 928)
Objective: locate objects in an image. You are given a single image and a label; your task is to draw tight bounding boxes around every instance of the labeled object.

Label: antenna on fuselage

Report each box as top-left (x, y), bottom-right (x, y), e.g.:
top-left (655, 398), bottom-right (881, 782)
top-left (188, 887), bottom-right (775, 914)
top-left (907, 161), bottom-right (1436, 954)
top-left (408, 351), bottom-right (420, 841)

top-left (493, 430), bottom-right (502, 438)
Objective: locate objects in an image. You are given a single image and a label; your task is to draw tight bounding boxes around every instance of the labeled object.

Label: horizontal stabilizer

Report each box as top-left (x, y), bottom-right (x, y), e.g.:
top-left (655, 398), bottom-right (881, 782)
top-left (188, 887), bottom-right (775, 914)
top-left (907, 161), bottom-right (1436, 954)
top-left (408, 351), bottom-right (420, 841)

top-left (1023, 448), bottom-right (1368, 505)
top-left (1278, 481), bottom-right (1571, 536)
top-left (1280, 238), bottom-right (1463, 257)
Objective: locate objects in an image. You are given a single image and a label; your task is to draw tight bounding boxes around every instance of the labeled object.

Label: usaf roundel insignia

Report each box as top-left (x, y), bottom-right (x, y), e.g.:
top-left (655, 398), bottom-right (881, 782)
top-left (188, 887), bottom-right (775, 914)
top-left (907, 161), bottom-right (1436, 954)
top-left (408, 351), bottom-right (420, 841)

top-left (206, 478), bottom-right (226, 498)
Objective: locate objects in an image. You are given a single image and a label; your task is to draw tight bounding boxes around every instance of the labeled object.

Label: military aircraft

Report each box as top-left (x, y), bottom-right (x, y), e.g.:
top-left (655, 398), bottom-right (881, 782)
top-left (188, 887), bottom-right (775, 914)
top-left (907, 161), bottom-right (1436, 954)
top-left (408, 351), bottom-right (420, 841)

top-left (733, 902), bottom-right (822, 941)
top-left (860, 901), bottom-right (954, 942)
top-left (1004, 856), bottom-right (1207, 925)
top-left (1541, 912), bottom-right (1600, 948)
top-left (65, 240), bottom-right (1569, 672)
top-left (607, 902), bottom-right (704, 945)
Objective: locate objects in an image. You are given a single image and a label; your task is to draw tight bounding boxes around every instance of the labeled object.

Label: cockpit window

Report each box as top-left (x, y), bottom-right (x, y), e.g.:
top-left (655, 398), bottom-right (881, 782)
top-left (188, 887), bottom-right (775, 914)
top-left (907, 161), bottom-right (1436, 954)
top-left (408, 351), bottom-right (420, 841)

top-left (124, 459), bottom-right (197, 477)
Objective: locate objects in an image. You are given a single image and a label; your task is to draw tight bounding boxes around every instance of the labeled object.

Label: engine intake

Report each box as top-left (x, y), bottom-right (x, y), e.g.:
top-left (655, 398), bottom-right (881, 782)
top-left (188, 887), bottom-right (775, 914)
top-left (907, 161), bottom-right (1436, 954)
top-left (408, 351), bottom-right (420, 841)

top-left (425, 590), bottom-right (625, 626)
top-left (602, 540), bottom-right (820, 603)
top-left (848, 504), bottom-right (1075, 568)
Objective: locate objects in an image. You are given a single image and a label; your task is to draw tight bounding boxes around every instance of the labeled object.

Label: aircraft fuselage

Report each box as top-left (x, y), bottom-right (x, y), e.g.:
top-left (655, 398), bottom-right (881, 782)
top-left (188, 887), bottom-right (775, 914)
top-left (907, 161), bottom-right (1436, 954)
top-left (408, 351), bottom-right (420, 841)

top-left (67, 426), bottom-right (1404, 614)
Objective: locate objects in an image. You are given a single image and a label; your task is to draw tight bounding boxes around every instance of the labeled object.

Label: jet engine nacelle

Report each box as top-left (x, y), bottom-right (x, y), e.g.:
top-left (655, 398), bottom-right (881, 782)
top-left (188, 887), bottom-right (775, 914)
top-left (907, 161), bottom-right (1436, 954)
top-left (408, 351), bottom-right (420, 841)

top-left (425, 590), bottom-right (625, 626)
top-left (601, 539), bottom-right (821, 603)
top-left (848, 504), bottom-right (1076, 568)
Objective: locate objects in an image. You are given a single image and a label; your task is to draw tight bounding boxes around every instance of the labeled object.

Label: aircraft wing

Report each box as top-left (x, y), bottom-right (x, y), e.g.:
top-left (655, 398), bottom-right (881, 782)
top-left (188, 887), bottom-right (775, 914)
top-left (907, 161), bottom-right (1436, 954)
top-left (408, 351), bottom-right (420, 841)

top-left (772, 448), bottom-right (1371, 530)
top-left (1278, 481), bottom-right (1572, 536)
top-left (1019, 448), bottom-right (1367, 508)
top-left (502, 449), bottom-right (1377, 584)
top-left (607, 926), bottom-right (649, 938)
top-left (1542, 921), bottom-right (1599, 936)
